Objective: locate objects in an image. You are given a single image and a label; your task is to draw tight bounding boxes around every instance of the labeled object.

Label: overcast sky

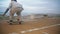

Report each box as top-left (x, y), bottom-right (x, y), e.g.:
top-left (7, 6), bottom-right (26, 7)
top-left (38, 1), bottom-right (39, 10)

top-left (0, 0), bottom-right (60, 15)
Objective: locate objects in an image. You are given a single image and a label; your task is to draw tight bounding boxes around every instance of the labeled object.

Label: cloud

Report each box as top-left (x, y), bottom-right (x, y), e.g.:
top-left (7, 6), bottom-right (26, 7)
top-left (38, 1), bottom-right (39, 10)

top-left (0, 0), bottom-right (10, 7)
top-left (0, 0), bottom-right (60, 14)
top-left (18, 0), bottom-right (49, 6)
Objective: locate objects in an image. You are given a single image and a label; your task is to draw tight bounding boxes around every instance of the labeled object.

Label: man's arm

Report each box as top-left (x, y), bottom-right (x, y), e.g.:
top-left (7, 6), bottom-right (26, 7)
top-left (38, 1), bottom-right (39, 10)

top-left (3, 8), bottom-right (9, 16)
top-left (3, 3), bottom-right (12, 16)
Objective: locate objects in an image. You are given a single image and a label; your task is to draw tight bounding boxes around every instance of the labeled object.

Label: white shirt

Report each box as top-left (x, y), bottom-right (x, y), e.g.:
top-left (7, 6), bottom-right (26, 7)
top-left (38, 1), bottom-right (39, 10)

top-left (9, 1), bottom-right (23, 10)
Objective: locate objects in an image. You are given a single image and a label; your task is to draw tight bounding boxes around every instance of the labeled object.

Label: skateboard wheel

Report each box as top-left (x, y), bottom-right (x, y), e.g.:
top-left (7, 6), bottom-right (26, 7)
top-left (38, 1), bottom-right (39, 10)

top-left (9, 23), bottom-right (12, 25)
top-left (7, 21), bottom-right (9, 23)
top-left (19, 22), bottom-right (21, 24)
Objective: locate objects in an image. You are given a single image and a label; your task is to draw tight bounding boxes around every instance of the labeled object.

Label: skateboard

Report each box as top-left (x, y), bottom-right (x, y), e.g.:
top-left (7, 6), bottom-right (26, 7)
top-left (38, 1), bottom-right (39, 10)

top-left (7, 21), bottom-right (21, 25)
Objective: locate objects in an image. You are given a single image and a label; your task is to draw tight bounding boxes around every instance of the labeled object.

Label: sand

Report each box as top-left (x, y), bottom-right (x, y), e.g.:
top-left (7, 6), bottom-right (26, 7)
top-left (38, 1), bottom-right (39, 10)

top-left (0, 17), bottom-right (60, 34)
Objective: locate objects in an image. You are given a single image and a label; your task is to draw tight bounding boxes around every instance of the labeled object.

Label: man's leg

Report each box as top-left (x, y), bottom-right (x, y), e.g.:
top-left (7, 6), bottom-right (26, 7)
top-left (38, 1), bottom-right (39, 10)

top-left (9, 9), bottom-right (15, 24)
top-left (16, 11), bottom-right (21, 24)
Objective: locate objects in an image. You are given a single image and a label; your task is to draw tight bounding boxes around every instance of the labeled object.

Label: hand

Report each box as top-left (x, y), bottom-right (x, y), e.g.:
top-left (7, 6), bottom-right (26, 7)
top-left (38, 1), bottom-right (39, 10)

top-left (2, 8), bottom-right (9, 16)
top-left (2, 14), bottom-right (5, 16)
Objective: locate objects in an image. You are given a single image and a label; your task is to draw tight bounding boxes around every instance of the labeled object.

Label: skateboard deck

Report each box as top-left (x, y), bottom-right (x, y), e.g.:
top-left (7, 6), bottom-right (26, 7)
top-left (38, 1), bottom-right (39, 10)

top-left (7, 21), bottom-right (22, 25)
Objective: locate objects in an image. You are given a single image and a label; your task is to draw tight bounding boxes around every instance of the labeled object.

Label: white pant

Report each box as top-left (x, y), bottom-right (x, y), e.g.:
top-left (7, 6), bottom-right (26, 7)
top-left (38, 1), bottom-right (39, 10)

top-left (9, 7), bottom-right (23, 22)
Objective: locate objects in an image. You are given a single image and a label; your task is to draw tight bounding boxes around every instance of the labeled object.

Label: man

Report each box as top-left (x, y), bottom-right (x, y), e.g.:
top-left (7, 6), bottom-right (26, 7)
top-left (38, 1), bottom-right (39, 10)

top-left (3, 0), bottom-right (24, 24)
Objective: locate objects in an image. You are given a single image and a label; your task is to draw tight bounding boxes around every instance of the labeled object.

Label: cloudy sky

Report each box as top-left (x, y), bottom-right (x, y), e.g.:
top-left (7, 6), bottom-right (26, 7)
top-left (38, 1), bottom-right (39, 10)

top-left (0, 0), bottom-right (60, 15)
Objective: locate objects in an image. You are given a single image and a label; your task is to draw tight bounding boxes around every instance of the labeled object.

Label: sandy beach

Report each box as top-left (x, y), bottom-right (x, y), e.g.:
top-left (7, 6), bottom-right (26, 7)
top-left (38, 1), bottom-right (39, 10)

top-left (0, 14), bottom-right (60, 34)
